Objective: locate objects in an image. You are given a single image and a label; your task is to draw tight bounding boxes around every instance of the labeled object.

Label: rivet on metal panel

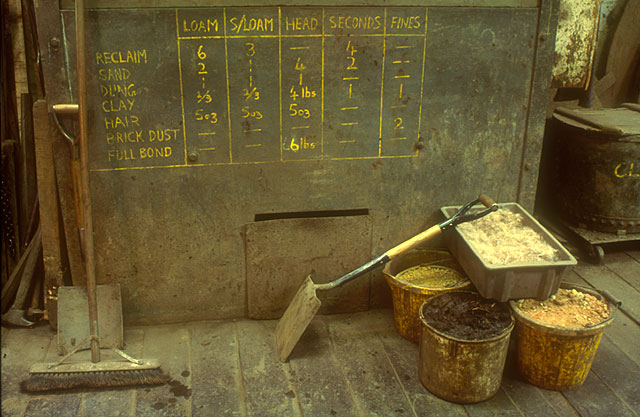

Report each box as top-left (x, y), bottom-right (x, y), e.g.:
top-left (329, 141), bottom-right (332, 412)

top-left (49, 37), bottom-right (60, 50)
top-left (188, 151), bottom-right (198, 162)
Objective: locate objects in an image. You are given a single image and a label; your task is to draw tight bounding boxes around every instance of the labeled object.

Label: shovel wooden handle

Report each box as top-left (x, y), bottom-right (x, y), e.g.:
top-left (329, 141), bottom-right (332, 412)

top-left (386, 225), bottom-right (441, 260)
top-left (321, 224), bottom-right (443, 290)
top-left (321, 195), bottom-right (496, 290)
top-left (320, 224), bottom-right (442, 290)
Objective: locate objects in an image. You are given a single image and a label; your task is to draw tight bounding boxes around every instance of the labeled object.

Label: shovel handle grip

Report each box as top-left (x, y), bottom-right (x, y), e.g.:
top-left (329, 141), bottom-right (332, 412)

top-left (478, 194), bottom-right (497, 208)
top-left (52, 104), bottom-right (79, 115)
top-left (385, 224), bottom-right (442, 260)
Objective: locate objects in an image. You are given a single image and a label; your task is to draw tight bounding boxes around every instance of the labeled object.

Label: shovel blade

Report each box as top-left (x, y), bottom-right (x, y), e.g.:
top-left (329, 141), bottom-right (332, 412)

top-left (275, 276), bottom-right (322, 362)
top-left (57, 284), bottom-right (124, 355)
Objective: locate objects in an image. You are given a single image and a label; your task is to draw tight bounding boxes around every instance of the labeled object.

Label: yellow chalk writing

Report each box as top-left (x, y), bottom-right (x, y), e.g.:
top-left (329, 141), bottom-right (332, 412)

top-left (196, 90), bottom-right (213, 104)
top-left (289, 103), bottom-right (311, 118)
top-left (96, 50), bottom-right (148, 65)
top-left (140, 146), bottom-right (173, 159)
top-left (284, 136), bottom-right (316, 152)
top-left (98, 68), bottom-right (131, 82)
top-left (100, 83), bottom-right (137, 97)
top-left (149, 128), bottom-right (180, 142)
top-left (614, 162), bottom-right (639, 178)
top-left (183, 18), bottom-right (219, 33)
top-left (104, 115), bottom-right (139, 129)
top-left (229, 16), bottom-right (274, 34)
top-left (285, 16), bottom-right (319, 32)
top-left (101, 98), bottom-right (135, 113)
top-left (106, 130), bottom-right (143, 144)
top-left (328, 15), bottom-right (382, 30)
top-left (195, 109), bottom-right (218, 124)
top-left (390, 15), bottom-right (421, 30)
top-left (241, 107), bottom-right (263, 119)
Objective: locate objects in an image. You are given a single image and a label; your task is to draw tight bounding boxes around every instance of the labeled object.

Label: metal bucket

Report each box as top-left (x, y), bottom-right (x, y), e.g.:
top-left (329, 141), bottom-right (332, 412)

top-left (383, 249), bottom-right (471, 343)
top-left (418, 291), bottom-right (514, 404)
top-left (509, 283), bottom-right (618, 390)
top-left (552, 114), bottom-right (640, 233)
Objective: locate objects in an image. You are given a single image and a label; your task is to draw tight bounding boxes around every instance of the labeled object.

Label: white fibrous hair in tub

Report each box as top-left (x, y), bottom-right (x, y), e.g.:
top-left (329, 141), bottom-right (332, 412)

top-left (456, 209), bottom-right (560, 265)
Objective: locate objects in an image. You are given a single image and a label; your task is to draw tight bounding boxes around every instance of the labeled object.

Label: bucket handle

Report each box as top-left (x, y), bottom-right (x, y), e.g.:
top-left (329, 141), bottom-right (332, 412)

top-left (569, 285), bottom-right (622, 329)
top-left (569, 284), bottom-right (621, 309)
top-left (599, 288), bottom-right (622, 309)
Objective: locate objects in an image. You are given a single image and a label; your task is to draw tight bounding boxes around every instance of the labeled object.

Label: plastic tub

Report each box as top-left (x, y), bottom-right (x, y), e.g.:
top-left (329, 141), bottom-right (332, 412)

top-left (509, 283), bottom-right (618, 390)
top-left (383, 249), bottom-right (472, 343)
top-left (418, 291), bottom-right (514, 403)
top-left (441, 203), bottom-right (577, 301)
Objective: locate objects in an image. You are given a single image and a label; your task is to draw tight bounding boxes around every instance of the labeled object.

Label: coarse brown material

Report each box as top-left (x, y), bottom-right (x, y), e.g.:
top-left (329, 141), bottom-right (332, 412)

top-left (457, 209), bottom-right (559, 265)
top-left (515, 288), bottom-right (610, 328)
top-left (422, 292), bottom-right (512, 340)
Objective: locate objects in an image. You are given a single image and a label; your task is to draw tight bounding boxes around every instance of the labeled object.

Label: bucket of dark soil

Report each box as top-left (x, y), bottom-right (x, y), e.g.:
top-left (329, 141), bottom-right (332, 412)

top-left (418, 291), bottom-right (514, 404)
top-left (509, 283), bottom-right (618, 391)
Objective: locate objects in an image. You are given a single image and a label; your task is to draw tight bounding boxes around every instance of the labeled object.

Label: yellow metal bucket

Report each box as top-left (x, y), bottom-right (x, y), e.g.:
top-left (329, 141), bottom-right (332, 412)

top-left (509, 283), bottom-right (618, 391)
top-left (383, 249), bottom-right (472, 343)
top-left (418, 291), bottom-right (515, 404)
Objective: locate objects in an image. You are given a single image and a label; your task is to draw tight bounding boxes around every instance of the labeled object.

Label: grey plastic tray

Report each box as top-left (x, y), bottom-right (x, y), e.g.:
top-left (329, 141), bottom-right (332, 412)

top-left (441, 203), bottom-right (577, 302)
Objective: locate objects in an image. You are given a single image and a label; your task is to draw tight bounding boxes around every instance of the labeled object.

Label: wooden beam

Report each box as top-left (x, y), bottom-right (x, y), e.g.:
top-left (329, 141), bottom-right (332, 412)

top-left (52, 129), bottom-right (85, 286)
top-left (33, 99), bottom-right (65, 329)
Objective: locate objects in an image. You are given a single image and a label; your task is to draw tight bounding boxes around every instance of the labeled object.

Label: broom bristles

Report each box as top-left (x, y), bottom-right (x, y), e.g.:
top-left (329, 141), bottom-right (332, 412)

top-left (21, 368), bottom-right (170, 392)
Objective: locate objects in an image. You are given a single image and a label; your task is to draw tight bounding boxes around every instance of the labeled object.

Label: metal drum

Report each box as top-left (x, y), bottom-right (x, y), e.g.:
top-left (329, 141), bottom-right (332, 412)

top-left (552, 108), bottom-right (640, 234)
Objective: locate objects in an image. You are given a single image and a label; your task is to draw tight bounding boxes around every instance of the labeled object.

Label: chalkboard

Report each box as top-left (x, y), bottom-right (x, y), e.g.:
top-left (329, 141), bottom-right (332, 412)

top-left (84, 7), bottom-right (430, 170)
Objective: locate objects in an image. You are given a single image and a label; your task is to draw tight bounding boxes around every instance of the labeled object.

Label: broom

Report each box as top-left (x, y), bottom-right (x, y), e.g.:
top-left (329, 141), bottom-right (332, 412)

top-left (22, 0), bottom-right (168, 392)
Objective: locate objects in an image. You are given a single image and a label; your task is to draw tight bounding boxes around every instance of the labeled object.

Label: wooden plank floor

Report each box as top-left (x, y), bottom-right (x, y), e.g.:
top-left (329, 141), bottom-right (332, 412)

top-left (2, 249), bottom-right (639, 417)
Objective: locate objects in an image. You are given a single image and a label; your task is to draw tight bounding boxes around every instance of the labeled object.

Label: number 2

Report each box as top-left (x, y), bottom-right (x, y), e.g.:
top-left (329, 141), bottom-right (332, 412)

top-left (346, 56), bottom-right (357, 70)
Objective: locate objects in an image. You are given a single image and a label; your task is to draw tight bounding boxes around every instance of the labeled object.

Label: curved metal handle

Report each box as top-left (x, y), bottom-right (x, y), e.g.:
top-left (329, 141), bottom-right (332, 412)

top-left (52, 104), bottom-right (79, 145)
top-left (599, 288), bottom-right (622, 308)
top-left (440, 194), bottom-right (498, 231)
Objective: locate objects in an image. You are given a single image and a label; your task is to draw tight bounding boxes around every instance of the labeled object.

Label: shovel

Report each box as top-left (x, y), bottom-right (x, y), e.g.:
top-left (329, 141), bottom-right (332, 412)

top-left (275, 194), bottom-right (498, 362)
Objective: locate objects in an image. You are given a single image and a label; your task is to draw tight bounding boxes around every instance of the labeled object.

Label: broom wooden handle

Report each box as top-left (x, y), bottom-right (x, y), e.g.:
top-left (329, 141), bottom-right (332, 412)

top-left (75, 0), bottom-right (100, 363)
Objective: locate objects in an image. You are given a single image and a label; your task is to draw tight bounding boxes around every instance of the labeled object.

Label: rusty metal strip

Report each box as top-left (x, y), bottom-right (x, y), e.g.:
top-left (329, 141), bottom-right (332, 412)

top-left (516, 0), bottom-right (559, 211)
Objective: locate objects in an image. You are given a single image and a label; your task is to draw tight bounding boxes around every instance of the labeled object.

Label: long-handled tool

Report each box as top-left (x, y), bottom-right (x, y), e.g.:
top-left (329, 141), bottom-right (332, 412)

top-left (2, 227), bottom-right (41, 327)
top-left (21, 0), bottom-right (168, 392)
top-left (276, 195), bottom-right (498, 362)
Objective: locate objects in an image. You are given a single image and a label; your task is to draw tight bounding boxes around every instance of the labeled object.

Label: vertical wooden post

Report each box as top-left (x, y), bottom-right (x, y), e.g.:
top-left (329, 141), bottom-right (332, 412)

top-left (52, 129), bottom-right (86, 286)
top-left (33, 99), bottom-right (64, 329)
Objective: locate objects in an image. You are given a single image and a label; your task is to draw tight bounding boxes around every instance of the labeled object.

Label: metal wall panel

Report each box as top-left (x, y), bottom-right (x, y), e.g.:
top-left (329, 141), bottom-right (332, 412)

top-left (46, 4), bottom-right (555, 323)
